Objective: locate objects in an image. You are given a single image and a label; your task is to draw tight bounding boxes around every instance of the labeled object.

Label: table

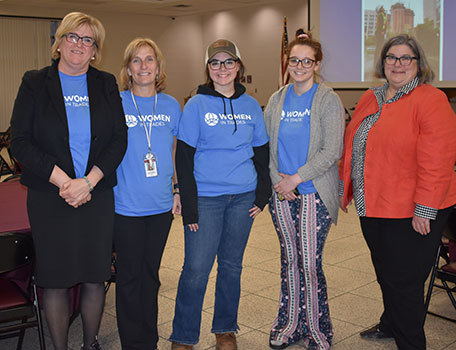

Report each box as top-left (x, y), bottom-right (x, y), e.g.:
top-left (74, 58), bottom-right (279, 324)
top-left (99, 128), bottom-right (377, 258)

top-left (0, 180), bottom-right (80, 314)
top-left (0, 180), bottom-right (29, 233)
top-left (0, 180), bottom-right (31, 293)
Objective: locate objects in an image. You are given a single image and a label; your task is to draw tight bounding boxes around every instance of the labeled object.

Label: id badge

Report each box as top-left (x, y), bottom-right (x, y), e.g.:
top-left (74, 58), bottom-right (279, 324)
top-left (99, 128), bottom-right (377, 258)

top-left (144, 152), bottom-right (158, 177)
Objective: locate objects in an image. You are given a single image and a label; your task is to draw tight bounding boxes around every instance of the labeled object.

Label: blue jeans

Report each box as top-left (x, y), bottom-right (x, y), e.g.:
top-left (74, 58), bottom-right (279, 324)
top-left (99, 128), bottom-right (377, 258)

top-left (170, 191), bottom-right (256, 345)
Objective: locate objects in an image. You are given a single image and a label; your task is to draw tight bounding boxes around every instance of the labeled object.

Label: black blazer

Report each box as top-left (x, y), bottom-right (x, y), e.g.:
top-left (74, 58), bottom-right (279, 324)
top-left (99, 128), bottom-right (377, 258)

top-left (10, 59), bottom-right (127, 193)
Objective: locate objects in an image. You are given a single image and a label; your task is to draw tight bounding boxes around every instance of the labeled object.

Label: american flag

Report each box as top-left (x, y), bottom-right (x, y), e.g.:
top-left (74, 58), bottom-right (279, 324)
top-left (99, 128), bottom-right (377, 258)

top-left (280, 17), bottom-right (289, 87)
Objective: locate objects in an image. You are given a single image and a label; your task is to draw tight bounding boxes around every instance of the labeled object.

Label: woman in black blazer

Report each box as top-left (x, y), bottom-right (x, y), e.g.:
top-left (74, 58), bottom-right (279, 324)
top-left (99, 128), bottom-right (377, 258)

top-left (10, 12), bottom-right (127, 350)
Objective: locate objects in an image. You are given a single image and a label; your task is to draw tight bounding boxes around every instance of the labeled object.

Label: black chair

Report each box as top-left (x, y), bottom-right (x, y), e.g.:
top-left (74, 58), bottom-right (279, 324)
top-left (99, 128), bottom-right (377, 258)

top-left (2, 174), bottom-right (21, 182)
top-left (0, 128), bottom-right (21, 178)
top-left (424, 211), bottom-right (456, 324)
top-left (104, 252), bottom-right (118, 294)
top-left (0, 233), bottom-right (46, 349)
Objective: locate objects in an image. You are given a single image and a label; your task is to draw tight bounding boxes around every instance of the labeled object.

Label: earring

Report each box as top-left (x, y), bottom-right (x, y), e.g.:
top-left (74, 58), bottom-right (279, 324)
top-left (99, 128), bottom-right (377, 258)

top-left (91, 56), bottom-right (95, 60)
top-left (57, 48), bottom-right (60, 52)
top-left (155, 74), bottom-right (159, 80)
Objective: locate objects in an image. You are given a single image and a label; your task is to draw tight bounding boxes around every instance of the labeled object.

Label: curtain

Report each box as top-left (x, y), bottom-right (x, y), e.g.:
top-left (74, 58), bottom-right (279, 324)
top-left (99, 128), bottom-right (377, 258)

top-left (0, 17), bottom-right (53, 131)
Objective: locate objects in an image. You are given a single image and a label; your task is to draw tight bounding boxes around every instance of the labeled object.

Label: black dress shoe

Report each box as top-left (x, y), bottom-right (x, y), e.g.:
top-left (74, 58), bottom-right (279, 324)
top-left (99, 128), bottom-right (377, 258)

top-left (360, 324), bottom-right (393, 339)
top-left (81, 340), bottom-right (102, 350)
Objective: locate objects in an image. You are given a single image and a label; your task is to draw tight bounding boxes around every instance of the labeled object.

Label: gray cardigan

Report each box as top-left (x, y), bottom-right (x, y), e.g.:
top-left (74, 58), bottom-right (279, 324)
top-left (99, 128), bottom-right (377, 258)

top-left (264, 83), bottom-right (345, 223)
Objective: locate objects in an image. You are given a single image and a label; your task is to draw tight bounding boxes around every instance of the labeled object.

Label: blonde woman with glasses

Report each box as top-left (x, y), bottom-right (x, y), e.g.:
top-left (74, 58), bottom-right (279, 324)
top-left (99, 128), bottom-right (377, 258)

top-left (10, 12), bottom-right (127, 350)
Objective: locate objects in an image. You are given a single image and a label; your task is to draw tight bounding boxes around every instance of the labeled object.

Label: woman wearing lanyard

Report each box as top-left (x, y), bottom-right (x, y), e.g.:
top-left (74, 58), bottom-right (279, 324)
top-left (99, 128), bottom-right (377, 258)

top-left (114, 38), bottom-right (181, 350)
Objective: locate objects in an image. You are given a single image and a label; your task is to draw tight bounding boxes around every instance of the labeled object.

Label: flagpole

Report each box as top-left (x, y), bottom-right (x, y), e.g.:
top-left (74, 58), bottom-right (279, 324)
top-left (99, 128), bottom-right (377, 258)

top-left (280, 16), bottom-right (289, 87)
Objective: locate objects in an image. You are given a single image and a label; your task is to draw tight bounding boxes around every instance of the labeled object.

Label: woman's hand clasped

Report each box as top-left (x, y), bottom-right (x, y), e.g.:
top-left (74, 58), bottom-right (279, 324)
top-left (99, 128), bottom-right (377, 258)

top-left (274, 173), bottom-right (301, 201)
top-left (59, 178), bottom-right (92, 208)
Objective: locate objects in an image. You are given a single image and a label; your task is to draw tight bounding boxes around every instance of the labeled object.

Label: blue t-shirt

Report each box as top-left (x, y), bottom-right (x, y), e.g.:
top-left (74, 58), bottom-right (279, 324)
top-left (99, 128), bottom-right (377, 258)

top-left (278, 83), bottom-right (317, 194)
top-left (178, 93), bottom-right (269, 196)
top-left (59, 71), bottom-right (91, 178)
top-left (114, 91), bottom-right (181, 216)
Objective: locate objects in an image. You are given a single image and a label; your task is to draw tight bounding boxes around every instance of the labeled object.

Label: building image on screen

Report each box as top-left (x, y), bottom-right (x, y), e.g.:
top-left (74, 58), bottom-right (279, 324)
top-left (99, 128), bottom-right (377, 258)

top-left (363, 0), bottom-right (441, 81)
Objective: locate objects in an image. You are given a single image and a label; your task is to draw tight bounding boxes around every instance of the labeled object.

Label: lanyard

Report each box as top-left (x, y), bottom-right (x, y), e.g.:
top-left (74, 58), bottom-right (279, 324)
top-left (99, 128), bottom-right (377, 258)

top-left (130, 90), bottom-right (157, 152)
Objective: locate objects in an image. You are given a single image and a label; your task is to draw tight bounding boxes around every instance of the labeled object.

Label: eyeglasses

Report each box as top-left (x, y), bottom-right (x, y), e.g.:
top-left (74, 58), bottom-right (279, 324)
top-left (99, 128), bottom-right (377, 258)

top-left (64, 33), bottom-right (97, 47)
top-left (384, 55), bottom-right (417, 66)
top-left (288, 57), bottom-right (316, 68)
top-left (208, 58), bottom-right (238, 70)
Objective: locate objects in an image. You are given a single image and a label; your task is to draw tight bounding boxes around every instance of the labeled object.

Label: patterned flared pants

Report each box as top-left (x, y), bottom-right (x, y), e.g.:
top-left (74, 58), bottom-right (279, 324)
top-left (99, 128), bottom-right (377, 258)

top-left (269, 192), bottom-right (333, 350)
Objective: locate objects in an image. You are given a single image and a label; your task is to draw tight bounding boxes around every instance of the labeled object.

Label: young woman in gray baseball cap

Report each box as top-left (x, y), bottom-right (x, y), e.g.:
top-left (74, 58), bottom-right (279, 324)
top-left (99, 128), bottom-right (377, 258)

top-left (170, 39), bottom-right (271, 350)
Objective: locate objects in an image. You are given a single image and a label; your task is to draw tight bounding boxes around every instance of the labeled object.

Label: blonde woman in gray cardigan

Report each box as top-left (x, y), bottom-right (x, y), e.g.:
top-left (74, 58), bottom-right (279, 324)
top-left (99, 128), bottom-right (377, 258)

top-left (264, 35), bottom-right (345, 350)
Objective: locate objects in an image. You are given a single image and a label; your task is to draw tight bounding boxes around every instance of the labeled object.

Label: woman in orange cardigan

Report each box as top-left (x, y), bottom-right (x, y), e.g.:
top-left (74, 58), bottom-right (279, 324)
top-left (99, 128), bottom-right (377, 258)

top-left (339, 34), bottom-right (456, 350)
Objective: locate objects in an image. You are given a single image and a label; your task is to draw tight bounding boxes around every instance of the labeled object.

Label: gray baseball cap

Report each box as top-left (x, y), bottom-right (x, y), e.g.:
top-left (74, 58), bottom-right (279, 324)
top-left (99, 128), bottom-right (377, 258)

top-left (205, 39), bottom-right (241, 64)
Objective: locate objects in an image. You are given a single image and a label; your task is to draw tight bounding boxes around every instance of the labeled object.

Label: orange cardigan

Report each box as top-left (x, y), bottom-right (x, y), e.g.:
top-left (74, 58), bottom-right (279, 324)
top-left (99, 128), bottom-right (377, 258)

top-left (339, 84), bottom-right (456, 218)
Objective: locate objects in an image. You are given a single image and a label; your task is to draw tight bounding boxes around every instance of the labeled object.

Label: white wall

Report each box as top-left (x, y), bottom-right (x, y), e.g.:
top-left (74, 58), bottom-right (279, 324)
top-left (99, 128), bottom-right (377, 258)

top-left (0, 1), bottom-right (307, 130)
top-left (202, 1), bottom-right (308, 106)
top-left (0, 4), bottom-right (204, 129)
top-left (92, 12), bottom-right (205, 107)
top-left (0, 17), bottom-right (51, 132)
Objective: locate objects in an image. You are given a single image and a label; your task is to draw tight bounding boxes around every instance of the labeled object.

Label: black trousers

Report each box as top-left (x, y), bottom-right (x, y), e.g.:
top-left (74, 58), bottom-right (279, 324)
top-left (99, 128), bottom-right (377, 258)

top-left (360, 207), bottom-right (452, 350)
top-left (114, 211), bottom-right (173, 350)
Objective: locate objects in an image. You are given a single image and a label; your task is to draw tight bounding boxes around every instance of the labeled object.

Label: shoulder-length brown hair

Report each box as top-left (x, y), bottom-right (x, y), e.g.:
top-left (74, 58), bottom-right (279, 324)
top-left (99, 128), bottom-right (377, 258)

top-left (51, 12), bottom-right (105, 66)
top-left (120, 38), bottom-right (167, 92)
top-left (375, 34), bottom-right (434, 84)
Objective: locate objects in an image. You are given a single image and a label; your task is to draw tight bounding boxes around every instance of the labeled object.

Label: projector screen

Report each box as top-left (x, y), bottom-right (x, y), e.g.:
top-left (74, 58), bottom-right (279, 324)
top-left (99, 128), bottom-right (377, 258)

top-left (314, 0), bottom-right (455, 88)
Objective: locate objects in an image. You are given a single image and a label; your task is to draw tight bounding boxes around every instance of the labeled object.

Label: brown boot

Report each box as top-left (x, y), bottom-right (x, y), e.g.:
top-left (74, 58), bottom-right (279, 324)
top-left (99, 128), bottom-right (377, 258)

top-left (215, 332), bottom-right (237, 350)
top-left (171, 342), bottom-right (193, 350)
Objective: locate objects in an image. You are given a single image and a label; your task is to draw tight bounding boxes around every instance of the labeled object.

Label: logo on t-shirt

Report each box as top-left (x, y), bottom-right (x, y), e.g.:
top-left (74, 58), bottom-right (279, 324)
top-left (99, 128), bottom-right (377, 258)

top-left (125, 115), bottom-right (138, 128)
top-left (64, 95), bottom-right (89, 108)
top-left (205, 112), bottom-right (252, 126)
top-left (205, 112), bottom-right (219, 126)
top-left (125, 114), bottom-right (171, 128)
top-left (281, 109), bottom-right (310, 122)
